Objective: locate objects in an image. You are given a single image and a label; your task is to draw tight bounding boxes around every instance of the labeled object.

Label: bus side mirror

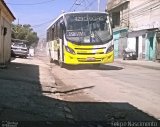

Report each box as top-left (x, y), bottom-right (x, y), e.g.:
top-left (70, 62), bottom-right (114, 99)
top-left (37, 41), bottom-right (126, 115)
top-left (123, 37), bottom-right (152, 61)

top-left (108, 14), bottom-right (114, 28)
top-left (3, 27), bottom-right (7, 36)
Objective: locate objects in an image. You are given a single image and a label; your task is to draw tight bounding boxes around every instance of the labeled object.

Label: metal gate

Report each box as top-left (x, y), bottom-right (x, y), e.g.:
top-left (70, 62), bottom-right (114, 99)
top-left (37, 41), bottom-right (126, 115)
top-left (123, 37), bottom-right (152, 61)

top-left (118, 37), bottom-right (127, 58)
top-left (118, 31), bottom-right (127, 58)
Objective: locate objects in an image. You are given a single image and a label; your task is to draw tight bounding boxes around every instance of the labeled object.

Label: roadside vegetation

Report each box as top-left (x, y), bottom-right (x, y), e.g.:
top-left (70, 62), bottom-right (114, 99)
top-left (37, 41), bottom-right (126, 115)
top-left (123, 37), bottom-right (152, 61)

top-left (11, 24), bottom-right (39, 47)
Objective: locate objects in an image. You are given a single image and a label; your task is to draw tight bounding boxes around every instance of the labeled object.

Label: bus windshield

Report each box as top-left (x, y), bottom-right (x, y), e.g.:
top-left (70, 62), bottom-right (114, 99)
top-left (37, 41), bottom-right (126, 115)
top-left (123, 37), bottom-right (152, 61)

top-left (65, 13), bottom-right (112, 44)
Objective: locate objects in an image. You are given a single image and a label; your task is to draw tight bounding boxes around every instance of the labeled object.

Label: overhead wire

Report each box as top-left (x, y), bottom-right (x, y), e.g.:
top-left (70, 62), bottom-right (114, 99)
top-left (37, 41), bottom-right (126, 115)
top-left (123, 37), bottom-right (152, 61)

top-left (121, 0), bottom-right (160, 20)
top-left (130, 1), bottom-right (159, 15)
top-left (68, 0), bottom-right (79, 11)
top-left (115, 0), bottom-right (160, 29)
top-left (68, 0), bottom-right (97, 12)
top-left (112, 0), bottom-right (160, 24)
top-left (33, 0), bottom-right (100, 29)
top-left (109, 0), bottom-right (156, 17)
top-left (31, 19), bottom-right (55, 28)
top-left (84, 0), bottom-right (96, 11)
top-left (73, 0), bottom-right (86, 11)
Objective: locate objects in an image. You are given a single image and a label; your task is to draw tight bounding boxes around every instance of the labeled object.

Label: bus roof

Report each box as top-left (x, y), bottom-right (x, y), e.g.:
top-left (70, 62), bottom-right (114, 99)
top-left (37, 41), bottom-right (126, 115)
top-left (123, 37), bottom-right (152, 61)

top-left (47, 11), bottom-right (108, 30)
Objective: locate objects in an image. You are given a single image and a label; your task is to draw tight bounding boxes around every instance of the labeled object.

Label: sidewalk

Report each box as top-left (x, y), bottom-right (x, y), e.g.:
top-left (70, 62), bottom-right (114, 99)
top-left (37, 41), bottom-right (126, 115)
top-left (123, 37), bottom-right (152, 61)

top-left (114, 58), bottom-right (160, 70)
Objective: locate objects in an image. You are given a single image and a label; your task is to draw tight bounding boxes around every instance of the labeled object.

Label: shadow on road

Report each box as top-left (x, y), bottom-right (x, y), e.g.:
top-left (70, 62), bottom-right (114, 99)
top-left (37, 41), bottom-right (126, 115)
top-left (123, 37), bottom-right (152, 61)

top-left (64, 64), bottom-right (123, 71)
top-left (0, 60), bottom-right (159, 127)
top-left (66, 101), bottom-right (158, 122)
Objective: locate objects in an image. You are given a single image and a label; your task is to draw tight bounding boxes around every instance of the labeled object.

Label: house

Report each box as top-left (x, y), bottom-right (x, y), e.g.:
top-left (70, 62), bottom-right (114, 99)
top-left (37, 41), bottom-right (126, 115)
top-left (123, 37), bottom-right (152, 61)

top-left (107, 0), bottom-right (160, 61)
top-left (0, 0), bottom-right (15, 68)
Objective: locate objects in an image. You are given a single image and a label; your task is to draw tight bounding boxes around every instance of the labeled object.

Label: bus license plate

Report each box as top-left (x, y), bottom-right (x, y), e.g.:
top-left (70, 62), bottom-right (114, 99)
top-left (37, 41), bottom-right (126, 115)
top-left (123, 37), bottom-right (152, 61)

top-left (86, 57), bottom-right (95, 61)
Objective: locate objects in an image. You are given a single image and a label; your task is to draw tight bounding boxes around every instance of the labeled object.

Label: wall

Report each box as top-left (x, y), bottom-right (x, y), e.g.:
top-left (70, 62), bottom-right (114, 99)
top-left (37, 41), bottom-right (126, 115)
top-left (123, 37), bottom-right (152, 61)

top-left (113, 31), bottom-right (120, 58)
top-left (107, 0), bottom-right (129, 11)
top-left (107, 1), bottom-right (129, 28)
top-left (0, 2), bottom-right (14, 66)
top-left (127, 37), bottom-right (136, 51)
top-left (113, 28), bottom-right (128, 58)
top-left (129, 0), bottom-right (160, 31)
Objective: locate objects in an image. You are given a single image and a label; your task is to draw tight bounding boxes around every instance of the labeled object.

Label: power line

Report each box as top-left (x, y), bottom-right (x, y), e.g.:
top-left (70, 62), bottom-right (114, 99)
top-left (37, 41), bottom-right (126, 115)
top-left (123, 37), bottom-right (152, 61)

top-left (68, 0), bottom-right (97, 12)
top-left (68, 0), bottom-right (79, 11)
top-left (31, 19), bottom-right (54, 28)
top-left (110, 0), bottom-right (159, 23)
top-left (130, 3), bottom-right (160, 20)
top-left (73, 0), bottom-right (86, 11)
top-left (108, 0), bottom-right (154, 16)
top-left (12, 19), bottom-right (54, 29)
top-left (110, 0), bottom-right (160, 28)
top-left (121, 0), bottom-right (160, 20)
top-left (84, 0), bottom-right (96, 11)
top-left (6, 0), bottom-right (55, 5)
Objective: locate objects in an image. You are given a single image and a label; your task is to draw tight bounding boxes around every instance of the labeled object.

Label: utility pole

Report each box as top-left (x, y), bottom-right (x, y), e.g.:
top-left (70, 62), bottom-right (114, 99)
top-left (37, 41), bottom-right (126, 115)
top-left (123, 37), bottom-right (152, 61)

top-left (98, 0), bottom-right (100, 11)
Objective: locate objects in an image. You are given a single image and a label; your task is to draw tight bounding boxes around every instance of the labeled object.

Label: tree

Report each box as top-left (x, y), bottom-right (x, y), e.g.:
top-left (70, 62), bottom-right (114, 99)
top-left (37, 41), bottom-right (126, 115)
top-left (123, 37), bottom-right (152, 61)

top-left (12, 24), bottom-right (39, 47)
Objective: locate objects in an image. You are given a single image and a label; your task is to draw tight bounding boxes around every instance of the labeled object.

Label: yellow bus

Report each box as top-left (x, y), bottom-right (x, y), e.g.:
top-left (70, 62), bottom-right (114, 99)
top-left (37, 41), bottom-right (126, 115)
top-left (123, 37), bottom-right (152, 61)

top-left (47, 11), bottom-right (114, 67)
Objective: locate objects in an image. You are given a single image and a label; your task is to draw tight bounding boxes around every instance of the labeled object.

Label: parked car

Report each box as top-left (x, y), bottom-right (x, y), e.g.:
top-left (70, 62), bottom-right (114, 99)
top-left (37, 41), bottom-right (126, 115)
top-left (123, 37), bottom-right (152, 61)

top-left (123, 48), bottom-right (137, 60)
top-left (11, 43), bottom-right (28, 58)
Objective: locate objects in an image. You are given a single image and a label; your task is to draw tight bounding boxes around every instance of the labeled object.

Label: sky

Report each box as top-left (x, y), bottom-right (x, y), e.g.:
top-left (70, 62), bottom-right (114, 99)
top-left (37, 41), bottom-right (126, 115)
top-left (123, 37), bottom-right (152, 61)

top-left (5, 0), bottom-right (107, 40)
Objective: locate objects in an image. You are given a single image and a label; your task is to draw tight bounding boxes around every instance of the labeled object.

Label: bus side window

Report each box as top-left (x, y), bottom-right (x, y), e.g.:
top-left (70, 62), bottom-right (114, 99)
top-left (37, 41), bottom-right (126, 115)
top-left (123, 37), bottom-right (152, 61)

top-left (59, 27), bottom-right (63, 39)
top-left (54, 23), bottom-right (58, 40)
top-left (58, 22), bottom-right (61, 39)
top-left (47, 31), bottom-right (49, 42)
top-left (52, 27), bottom-right (54, 40)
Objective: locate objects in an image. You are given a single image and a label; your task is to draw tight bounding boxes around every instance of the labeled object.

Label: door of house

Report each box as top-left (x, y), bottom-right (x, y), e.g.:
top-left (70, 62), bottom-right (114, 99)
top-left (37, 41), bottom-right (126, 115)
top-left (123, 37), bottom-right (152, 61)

top-left (142, 34), bottom-right (146, 59)
top-left (136, 37), bottom-right (139, 58)
top-left (156, 36), bottom-right (160, 59)
top-left (114, 39), bottom-right (119, 58)
top-left (149, 37), bottom-right (154, 60)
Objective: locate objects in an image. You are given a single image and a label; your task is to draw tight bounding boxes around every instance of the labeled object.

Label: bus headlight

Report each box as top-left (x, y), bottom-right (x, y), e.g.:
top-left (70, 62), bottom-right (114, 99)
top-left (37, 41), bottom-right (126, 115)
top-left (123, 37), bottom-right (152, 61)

top-left (65, 46), bottom-right (75, 55)
top-left (106, 45), bottom-right (114, 53)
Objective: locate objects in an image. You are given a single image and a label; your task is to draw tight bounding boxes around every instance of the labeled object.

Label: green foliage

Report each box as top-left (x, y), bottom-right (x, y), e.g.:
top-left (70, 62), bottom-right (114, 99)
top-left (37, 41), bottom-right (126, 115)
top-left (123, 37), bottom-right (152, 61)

top-left (12, 24), bottom-right (39, 46)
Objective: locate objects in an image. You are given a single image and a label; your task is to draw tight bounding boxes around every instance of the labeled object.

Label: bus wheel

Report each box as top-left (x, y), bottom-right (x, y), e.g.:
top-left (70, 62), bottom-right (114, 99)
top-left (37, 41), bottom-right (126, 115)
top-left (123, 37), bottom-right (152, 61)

top-left (59, 60), bottom-right (65, 68)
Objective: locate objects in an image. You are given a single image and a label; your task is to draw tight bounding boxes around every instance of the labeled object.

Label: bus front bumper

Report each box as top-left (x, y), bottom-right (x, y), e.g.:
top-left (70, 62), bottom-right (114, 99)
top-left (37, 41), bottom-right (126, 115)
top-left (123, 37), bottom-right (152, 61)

top-left (64, 51), bottom-right (114, 65)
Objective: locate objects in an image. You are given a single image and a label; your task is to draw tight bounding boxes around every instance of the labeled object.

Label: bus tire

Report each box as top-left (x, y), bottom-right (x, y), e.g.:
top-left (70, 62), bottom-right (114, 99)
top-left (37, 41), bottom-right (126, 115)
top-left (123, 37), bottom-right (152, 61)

top-left (59, 60), bottom-right (65, 68)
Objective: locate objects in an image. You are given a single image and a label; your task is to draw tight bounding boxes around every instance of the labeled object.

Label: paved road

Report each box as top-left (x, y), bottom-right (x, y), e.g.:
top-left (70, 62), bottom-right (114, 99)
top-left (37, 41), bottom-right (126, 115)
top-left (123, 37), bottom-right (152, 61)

top-left (0, 50), bottom-right (159, 126)
top-left (0, 56), bottom-right (74, 127)
top-left (52, 62), bottom-right (160, 121)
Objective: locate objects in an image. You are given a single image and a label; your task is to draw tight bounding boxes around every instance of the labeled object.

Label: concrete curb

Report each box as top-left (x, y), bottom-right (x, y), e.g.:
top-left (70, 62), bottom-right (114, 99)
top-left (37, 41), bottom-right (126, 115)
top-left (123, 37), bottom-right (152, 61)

top-left (114, 60), bottom-right (160, 70)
